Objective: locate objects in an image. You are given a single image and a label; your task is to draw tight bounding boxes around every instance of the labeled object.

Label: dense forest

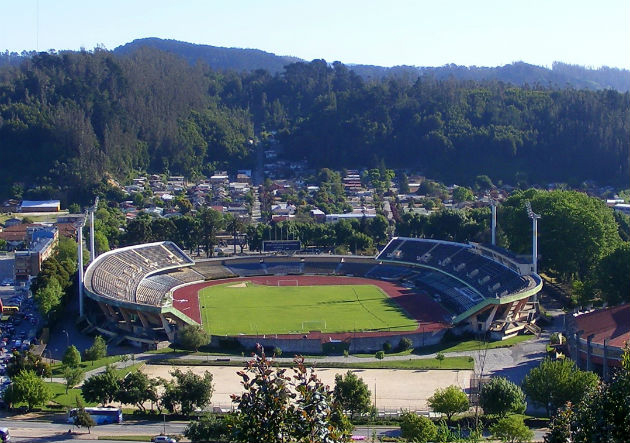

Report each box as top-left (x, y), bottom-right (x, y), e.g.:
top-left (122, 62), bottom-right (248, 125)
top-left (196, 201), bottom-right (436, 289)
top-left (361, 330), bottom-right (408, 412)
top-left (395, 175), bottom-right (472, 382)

top-left (0, 47), bottom-right (628, 202)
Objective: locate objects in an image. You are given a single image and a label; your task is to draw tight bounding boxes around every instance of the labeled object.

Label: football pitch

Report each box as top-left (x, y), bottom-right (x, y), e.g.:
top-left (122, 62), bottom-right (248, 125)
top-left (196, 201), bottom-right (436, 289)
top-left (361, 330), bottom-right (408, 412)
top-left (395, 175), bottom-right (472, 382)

top-left (198, 282), bottom-right (418, 335)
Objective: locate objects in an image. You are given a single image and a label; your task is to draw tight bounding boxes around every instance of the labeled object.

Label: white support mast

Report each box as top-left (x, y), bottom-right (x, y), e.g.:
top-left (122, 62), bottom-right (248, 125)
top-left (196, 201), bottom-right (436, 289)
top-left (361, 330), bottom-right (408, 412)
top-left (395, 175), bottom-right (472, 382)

top-left (77, 213), bottom-right (87, 318)
top-left (525, 201), bottom-right (541, 275)
top-left (489, 197), bottom-right (498, 246)
top-left (89, 196), bottom-right (99, 262)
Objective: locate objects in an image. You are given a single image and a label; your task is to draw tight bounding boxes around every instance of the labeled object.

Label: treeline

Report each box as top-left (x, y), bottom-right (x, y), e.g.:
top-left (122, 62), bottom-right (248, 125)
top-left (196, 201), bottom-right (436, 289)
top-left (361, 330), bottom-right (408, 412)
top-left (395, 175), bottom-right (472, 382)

top-left (1, 49), bottom-right (628, 203)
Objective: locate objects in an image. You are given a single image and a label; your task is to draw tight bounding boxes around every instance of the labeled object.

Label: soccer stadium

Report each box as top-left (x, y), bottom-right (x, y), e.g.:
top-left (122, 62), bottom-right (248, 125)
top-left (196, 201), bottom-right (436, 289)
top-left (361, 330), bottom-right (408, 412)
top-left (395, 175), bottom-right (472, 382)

top-left (82, 238), bottom-right (542, 352)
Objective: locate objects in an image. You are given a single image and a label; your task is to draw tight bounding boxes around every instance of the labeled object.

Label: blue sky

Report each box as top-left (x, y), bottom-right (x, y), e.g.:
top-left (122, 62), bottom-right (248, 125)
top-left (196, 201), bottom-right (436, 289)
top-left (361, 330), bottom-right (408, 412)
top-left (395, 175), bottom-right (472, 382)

top-left (2, 0), bottom-right (628, 69)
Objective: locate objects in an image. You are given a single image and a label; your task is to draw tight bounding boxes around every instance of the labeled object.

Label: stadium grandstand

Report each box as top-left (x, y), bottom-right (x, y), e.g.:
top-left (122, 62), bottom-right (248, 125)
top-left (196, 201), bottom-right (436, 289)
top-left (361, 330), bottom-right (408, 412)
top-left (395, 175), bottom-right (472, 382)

top-left (376, 237), bottom-right (542, 337)
top-left (83, 242), bottom-right (198, 344)
top-left (82, 237), bottom-right (542, 349)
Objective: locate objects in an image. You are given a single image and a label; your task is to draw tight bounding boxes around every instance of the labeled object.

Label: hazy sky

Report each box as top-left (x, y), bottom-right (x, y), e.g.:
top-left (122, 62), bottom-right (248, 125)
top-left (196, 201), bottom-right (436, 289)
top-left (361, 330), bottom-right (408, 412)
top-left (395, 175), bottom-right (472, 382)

top-left (2, 0), bottom-right (628, 69)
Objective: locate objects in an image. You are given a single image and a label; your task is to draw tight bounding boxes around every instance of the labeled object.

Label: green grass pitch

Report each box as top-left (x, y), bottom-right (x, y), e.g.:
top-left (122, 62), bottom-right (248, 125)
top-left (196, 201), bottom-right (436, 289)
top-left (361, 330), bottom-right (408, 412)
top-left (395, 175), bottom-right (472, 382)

top-left (198, 282), bottom-right (418, 335)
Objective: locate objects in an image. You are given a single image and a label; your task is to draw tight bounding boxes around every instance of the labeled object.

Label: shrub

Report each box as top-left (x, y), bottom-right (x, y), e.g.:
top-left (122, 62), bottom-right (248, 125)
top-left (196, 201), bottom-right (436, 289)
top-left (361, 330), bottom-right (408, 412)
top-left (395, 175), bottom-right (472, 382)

top-left (398, 337), bottom-right (413, 351)
top-left (383, 342), bottom-right (392, 353)
top-left (400, 411), bottom-right (437, 443)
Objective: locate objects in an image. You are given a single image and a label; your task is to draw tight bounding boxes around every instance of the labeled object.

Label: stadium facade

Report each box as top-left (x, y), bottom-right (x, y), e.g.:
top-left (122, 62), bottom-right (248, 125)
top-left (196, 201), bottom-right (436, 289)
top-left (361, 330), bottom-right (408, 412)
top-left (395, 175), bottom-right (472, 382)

top-left (82, 238), bottom-right (542, 350)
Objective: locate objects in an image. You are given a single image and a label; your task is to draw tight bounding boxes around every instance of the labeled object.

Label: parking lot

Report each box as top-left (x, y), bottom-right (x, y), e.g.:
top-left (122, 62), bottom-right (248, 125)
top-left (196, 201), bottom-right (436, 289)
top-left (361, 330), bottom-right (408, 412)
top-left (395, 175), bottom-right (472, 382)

top-left (0, 255), bottom-right (42, 399)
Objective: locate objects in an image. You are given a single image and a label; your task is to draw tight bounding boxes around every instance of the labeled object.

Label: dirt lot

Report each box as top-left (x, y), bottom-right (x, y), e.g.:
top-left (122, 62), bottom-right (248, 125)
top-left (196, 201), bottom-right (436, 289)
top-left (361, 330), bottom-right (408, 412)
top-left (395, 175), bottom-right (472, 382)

top-left (142, 364), bottom-right (473, 411)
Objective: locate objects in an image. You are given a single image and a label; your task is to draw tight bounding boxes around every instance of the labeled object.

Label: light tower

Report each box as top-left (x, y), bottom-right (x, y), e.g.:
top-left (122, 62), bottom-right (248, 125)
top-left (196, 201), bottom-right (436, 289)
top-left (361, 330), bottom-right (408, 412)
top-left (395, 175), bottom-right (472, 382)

top-left (525, 201), bottom-right (541, 274)
top-left (489, 197), bottom-right (498, 246)
top-left (77, 212), bottom-right (87, 318)
top-left (89, 196), bottom-right (99, 262)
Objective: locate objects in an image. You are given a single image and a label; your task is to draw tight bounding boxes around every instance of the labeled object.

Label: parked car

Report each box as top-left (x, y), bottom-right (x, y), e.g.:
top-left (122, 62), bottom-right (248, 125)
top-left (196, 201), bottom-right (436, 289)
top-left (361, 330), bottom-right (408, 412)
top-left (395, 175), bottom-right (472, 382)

top-left (152, 436), bottom-right (177, 443)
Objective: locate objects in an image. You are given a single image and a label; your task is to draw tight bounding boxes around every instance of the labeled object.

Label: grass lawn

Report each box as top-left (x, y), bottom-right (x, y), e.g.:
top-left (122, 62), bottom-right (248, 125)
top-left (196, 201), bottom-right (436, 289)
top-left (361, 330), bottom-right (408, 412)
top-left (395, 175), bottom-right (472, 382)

top-left (51, 355), bottom-right (123, 377)
top-left (353, 334), bottom-right (533, 358)
top-left (418, 334), bottom-right (533, 355)
top-left (45, 363), bottom-right (143, 409)
top-left (198, 282), bottom-right (417, 335)
top-left (150, 356), bottom-right (473, 370)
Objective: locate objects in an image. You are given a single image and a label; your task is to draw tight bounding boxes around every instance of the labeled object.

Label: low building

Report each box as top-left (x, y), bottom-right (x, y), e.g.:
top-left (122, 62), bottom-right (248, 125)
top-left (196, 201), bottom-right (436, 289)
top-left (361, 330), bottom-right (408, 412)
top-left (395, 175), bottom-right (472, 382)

top-left (20, 200), bottom-right (61, 213)
top-left (14, 226), bottom-right (58, 280)
top-left (565, 304), bottom-right (629, 379)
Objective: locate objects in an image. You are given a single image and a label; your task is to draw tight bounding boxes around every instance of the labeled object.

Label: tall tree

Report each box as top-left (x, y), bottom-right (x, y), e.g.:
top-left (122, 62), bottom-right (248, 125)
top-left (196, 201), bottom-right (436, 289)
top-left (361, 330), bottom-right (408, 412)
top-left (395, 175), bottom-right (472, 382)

top-left (522, 358), bottom-right (599, 417)
top-left (333, 371), bottom-right (371, 419)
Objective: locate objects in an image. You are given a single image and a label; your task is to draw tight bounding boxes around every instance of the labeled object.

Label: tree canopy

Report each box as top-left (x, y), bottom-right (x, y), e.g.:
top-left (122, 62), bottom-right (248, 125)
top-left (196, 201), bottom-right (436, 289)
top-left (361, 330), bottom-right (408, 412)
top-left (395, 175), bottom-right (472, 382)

top-left (0, 50), bottom-right (627, 202)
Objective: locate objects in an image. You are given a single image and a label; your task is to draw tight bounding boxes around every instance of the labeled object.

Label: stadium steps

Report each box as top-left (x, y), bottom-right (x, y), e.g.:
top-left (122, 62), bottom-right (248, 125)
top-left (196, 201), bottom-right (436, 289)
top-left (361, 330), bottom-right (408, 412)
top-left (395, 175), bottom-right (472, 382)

top-left (523, 323), bottom-right (542, 336)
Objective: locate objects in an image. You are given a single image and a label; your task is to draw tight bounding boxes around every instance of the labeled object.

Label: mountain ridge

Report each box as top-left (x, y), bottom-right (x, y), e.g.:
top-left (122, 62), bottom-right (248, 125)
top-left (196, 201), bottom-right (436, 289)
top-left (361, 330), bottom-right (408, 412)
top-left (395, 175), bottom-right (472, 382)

top-left (113, 37), bottom-right (630, 91)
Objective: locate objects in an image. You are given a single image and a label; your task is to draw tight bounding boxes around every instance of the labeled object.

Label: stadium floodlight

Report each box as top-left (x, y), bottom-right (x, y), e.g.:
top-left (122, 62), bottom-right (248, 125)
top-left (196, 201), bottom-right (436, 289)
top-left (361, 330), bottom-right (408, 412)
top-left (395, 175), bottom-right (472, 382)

top-left (77, 211), bottom-right (88, 318)
top-left (489, 197), bottom-right (498, 245)
top-left (525, 201), bottom-right (541, 274)
top-left (89, 196), bottom-right (99, 263)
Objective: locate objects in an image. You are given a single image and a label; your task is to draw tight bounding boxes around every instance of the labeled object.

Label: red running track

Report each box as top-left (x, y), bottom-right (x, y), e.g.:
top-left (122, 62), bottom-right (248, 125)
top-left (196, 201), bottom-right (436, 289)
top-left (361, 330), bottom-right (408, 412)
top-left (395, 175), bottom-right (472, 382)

top-left (172, 275), bottom-right (450, 341)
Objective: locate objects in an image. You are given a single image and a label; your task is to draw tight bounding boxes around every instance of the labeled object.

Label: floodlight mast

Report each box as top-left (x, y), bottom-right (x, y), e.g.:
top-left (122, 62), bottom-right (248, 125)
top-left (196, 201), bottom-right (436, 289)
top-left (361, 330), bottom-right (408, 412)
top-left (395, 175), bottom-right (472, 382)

top-left (525, 201), bottom-right (541, 275)
top-left (489, 197), bottom-right (498, 246)
top-left (77, 211), bottom-right (87, 318)
top-left (89, 196), bottom-right (99, 262)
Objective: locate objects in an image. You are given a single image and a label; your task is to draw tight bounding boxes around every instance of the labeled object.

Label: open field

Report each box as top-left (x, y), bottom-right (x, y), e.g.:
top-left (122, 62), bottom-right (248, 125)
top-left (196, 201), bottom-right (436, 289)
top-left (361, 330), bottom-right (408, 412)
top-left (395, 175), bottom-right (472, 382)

top-left (142, 364), bottom-right (473, 411)
top-left (198, 281), bottom-right (418, 335)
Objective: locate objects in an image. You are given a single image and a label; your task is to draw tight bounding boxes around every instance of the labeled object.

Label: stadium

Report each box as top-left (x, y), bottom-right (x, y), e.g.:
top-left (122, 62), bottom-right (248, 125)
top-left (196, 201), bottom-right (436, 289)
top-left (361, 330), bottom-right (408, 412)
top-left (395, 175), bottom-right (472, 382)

top-left (82, 238), bottom-right (543, 353)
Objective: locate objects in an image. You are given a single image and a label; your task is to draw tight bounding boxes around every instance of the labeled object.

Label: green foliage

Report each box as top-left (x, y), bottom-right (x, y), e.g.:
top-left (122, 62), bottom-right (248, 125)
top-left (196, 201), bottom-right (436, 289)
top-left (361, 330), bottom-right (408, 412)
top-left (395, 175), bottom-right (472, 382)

top-left (479, 376), bottom-right (526, 417)
top-left (7, 351), bottom-right (52, 378)
top-left (399, 411), bottom-right (438, 443)
top-left (427, 385), bottom-right (469, 421)
top-left (500, 190), bottom-right (621, 282)
top-left (522, 357), bottom-right (600, 417)
top-left (62, 366), bottom-right (84, 394)
top-left (177, 324), bottom-right (210, 352)
top-left (333, 370), bottom-right (371, 418)
top-left (62, 345), bottom-right (82, 368)
top-left (452, 186), bottom-right (475, 203)
top-left (161, 369), bottom-right (213, 415)
top-left (81, 365), bottom-right (120, 405)
top-left (398, 337), bottom-right (413, 352)
top-left (545, 345), bottom-right (630, 443)
top-left (73, 397), bottom-right (96, 433)
top-left (435, 352), bottom-right (445, 367)
top-left (84, 335), bottom-right (107, 362)
top-left (115, 370), bottom-right (159, 411)
top-left (230, 347), bottom-right (293, 443)
top-left (6, 369), bottom-right (52, 410)
top-left (231, 349), bottom-right (350, 443)
top-left (185, 414), bottom-right (230, 442)
top-left (490, 415), bottom-right (533, 443)
top-left (594, 242), bottom-right (630, 305)
top-left (34, 277), bottom-right (64, 318)
top-left (375, 351), bottom-right (385, 360)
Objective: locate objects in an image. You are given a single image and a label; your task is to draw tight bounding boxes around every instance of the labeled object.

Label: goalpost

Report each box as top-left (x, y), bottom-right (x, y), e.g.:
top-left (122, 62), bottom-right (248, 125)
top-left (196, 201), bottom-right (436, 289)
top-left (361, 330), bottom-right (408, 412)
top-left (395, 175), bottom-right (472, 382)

top-left (301, 320), bottom-right (327, 331)
top-left (277, 279), bottom-right (299, 287)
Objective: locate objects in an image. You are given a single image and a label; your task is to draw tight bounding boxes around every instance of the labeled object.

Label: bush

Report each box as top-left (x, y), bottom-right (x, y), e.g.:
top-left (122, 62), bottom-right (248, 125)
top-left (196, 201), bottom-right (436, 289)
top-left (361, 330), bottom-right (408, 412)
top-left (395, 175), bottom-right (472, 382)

top-left (400, 411), bottom-right (437, 443)
top-left (398, 337), bottom-right (413, 351)
top-left (273, 347), bottom-right (282, 357)
top-left (549, 332), bottom-right (564, 345)
top-left (383, 342), bottom-right (392, 353)
top-left (375, 351), bottom-right (385, 360)
top-left (490, 416), bottom-right (534, 443)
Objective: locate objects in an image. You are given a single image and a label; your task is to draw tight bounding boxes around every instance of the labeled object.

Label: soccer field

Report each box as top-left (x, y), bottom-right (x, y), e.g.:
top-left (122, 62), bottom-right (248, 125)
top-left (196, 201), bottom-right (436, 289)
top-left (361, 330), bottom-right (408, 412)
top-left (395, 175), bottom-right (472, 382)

top-left (198, 282), bottom-right (418, 335)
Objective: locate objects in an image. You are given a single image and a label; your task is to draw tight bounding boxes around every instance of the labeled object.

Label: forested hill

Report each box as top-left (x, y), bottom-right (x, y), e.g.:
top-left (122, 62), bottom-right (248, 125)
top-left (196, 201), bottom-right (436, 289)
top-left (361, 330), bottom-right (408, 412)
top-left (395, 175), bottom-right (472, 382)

top-left (114, 38), bottom-right (302, 74)
top-left (110, 38), bottom-right (630, 92)
top-left (0, 49), bottom-right (628, 204)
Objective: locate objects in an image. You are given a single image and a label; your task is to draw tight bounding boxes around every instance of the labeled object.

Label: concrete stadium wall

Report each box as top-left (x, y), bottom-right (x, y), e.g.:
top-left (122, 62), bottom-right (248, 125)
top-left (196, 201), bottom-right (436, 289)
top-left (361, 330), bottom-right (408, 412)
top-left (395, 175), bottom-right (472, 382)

top-left (211, 328), bottom-right (447, 354)
top-left (348, 329), bottom-right (447, 353)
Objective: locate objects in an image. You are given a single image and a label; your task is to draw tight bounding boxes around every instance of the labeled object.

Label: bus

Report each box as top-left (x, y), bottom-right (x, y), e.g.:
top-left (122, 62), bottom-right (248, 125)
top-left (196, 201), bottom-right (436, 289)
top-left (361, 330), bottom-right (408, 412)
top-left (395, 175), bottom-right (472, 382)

top-left (1, 306), bottom-right (19, 315)
top-left (68, 407), bottom-right (123, 425)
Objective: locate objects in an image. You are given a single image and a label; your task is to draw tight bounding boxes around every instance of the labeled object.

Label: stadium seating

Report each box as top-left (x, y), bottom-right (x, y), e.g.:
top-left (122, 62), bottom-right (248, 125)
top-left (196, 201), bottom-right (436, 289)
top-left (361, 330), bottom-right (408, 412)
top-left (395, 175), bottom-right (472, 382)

top-left (85, 242), bottom-right (195, 307)
top-left (377, 237), bottom-right (532, 313)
